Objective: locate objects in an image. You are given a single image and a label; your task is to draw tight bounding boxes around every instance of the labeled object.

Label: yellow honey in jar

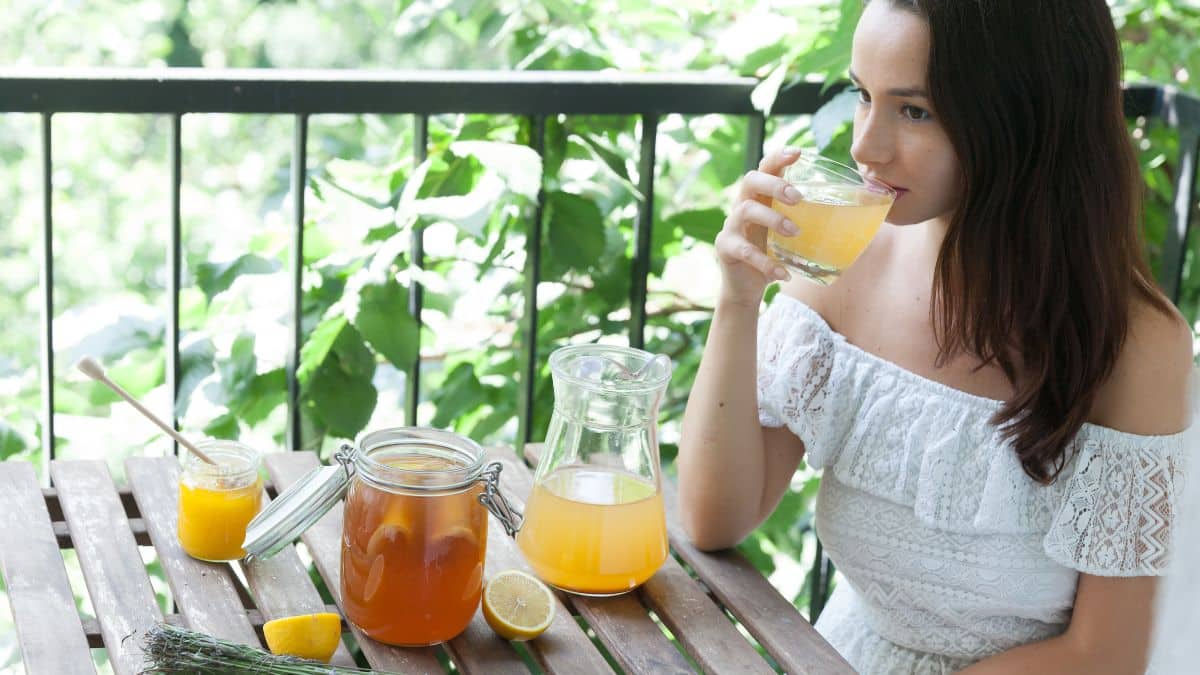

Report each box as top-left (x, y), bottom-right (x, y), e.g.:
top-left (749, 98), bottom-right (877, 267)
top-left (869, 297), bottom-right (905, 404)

top-left (177, 441), bottom-right (263, 562)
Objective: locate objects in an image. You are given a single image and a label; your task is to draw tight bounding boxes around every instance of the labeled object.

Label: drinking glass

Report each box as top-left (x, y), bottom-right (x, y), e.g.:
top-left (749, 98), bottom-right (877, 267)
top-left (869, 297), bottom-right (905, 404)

top-left (767, 153), bottom-right (896, 283)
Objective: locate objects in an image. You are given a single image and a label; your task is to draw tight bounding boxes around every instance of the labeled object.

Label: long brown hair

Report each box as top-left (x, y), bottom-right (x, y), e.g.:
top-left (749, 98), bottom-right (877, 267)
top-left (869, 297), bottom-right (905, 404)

top-left (882, 0), bottom-right (1173, 483)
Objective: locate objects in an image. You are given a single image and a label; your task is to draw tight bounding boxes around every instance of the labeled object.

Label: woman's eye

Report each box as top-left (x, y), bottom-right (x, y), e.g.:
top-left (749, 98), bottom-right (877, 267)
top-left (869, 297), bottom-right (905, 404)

top-left (852, 86), bottom-right (871, 104)
top-left (902, 104), bottom-right (931, 121)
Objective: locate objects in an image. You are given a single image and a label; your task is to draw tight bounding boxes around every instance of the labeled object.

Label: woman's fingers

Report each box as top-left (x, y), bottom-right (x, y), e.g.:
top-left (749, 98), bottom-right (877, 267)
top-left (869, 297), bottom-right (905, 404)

top-left (758, 146), bottom-right (802, 176)
top-left (715, 229), bottom-right (791, 281)
top-left (727, 199), bottom-right (800, 238)
top-left (737, 169), bottom-right (805, 206)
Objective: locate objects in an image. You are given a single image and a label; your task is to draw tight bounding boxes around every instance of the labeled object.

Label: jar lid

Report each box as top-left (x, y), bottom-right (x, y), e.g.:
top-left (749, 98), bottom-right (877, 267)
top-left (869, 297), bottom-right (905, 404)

top-left (241, 446), bottom-right (356, 562)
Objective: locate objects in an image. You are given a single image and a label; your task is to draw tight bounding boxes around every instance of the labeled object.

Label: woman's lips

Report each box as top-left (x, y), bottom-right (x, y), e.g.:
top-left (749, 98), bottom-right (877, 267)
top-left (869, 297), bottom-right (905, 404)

top-left (868, 177), bottom-right (908, 200)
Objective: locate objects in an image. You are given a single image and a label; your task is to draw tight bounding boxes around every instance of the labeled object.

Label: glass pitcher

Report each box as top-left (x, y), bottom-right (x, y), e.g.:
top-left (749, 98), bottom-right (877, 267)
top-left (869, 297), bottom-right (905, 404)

top-left (515, 344), bottom-right (672, 596)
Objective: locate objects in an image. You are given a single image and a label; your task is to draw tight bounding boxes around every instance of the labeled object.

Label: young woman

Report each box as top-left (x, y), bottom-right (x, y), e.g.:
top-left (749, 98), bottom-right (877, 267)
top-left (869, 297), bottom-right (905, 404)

top-left (677, 1), bottom-right (1193, 673)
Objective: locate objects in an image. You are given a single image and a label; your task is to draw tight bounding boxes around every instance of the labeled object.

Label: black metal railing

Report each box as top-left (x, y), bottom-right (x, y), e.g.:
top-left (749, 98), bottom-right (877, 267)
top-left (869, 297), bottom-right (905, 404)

top-left (0, 68), bottom-right (849, 466)
top-left (2, 69), bottom-right (1198, 620)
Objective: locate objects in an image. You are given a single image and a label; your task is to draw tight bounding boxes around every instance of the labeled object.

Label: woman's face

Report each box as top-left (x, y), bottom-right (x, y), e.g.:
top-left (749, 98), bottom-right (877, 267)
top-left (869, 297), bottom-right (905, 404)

top-left (849, 1), bottom-right (961, 226)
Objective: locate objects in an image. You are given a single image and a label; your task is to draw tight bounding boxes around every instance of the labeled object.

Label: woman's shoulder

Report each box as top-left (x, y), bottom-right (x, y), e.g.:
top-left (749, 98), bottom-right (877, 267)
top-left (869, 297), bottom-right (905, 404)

top-left (1089, 293), bottom-right (1194, 435)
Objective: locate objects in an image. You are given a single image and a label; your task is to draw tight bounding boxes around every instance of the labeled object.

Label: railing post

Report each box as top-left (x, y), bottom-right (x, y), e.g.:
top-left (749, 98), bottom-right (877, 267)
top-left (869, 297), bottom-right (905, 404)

top-left (630, 113), bottom-right (658, 350)
top-left (287, 113), bottom-right (308, 451)
top-left (807, 539), bottom-right (834, 623)
top-left (406, 115), bottom-right (429, 426)
top-left (745, 113), bottom-right (766, 173)
top-left (167, 113), bottom-right (183, 456)
top-left (1162, 125), bottom-right (1199, 304)
top-left (39, 113), bottom-right (55, 484)
top-left (518, 115), bottom-right (547, 448)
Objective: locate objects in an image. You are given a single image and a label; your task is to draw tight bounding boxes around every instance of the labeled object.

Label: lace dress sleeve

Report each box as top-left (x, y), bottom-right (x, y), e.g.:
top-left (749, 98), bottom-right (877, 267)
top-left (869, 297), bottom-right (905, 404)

top-left (755, 296), bottom-right (839, 450)
top-left (1042, 425), bottom-right (1189, 576)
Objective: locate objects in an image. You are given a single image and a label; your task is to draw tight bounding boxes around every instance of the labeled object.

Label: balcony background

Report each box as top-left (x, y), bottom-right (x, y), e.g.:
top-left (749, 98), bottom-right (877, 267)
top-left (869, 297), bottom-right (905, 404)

top-left (1, 1), bottom-right (1198, 672)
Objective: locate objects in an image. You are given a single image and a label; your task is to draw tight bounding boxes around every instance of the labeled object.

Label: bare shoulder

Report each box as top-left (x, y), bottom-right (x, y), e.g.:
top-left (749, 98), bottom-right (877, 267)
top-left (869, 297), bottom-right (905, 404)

top-left (776, 275), bottom-right (832, 315)
top-left (1090, 294), bottom-right (1194, 434)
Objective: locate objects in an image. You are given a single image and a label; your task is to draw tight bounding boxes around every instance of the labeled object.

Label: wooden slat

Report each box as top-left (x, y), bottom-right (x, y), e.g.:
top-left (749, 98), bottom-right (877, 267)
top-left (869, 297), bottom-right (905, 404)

top-left (240, 494), bottom-right (360, 667)
top-left (79, 607), bottom-right (341, 648)
top-left (639, 562), bottom-right (775, 675)
top-left (43, 482), bottom-right (278, 521)
top-left (522, 443), bottom-right (854, 674)
top-left (54, 518), bottom-right (151, 548)
top-left (51, 460), bottom-right (164, 675)
top-left (264, 452), bottom-right (445, 674)
top-left (493, 447), bottom-right (692, 674)
top-left (0, 461), bottom-right (96, 674)
top-left (479, 447), bottom-right (613, 675)
top-left (660, 479), bottom-right (854, 674)
top-left (124, 457), bottom-right (261, 646)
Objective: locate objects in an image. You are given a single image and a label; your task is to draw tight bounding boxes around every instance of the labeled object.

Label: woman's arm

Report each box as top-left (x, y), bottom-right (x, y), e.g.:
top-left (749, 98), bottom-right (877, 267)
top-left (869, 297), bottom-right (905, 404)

top-left (958, 575), bottom-right (1157, 675)
top-left (677, 147), bottom-right (809, 551)
top-left (965, 295), bottom-right (1192, 673)
top-left (677, 298), bottom-right (807, 550)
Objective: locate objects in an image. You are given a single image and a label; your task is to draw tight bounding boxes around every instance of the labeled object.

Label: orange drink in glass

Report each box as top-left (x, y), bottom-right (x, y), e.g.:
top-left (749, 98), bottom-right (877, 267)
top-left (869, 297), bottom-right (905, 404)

top-left (517, 466), bottom-right (668, 595)
top-left (767, 154), bottom-right (896, 284)
top-left (177, 440), bottom-right (262, 562)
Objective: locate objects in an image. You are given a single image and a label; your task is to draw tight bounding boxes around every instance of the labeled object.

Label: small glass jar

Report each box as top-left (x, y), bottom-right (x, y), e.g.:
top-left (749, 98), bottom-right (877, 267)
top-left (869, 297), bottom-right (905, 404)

top-left (177, 440), bottom-right (263, 562)
top-left (241, 427), bottom-right (522, 647)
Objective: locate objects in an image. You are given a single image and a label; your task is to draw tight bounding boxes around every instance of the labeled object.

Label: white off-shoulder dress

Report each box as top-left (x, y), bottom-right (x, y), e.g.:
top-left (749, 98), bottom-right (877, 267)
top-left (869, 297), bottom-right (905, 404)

top-left (755, 294), bottom-right (1190, 674)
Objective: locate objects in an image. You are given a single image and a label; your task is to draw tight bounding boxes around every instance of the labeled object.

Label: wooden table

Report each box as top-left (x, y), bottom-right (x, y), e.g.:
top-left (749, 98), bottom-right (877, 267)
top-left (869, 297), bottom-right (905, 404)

top-left (0, 445), bottom-right (853, 674)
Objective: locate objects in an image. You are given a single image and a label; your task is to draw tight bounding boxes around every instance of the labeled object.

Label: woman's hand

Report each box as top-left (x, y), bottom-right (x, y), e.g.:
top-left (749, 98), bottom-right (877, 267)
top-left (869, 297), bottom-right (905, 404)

top-left (715, 146), bottom-right (804, 307)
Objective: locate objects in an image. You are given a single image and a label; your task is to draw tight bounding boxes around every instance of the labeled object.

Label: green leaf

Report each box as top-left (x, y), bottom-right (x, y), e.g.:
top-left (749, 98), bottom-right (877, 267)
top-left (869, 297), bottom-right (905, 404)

top-left (300, 318), bottom-right (377, 439)
top-left (232, 368), bottom-right (287, 426)
top-left (751, 62), bottom-right (790, 116)
top-left (194, 254), bottom-right (281, 303)
top-left (203, 413), bottom-right (240, 440)
top-left (450, 140), bottom-right (543, 200)
top-left (353, 278), bottom-right (419, 371)
top-left (665, 207), bottom-right (726, 244)
top-left (431, 362), bottom-right (485, 428)
top-left (737, 534), bottom-right (776, 576)
top-left (545, 191), bottom-right (607, 272)
top-left (307, 365), bottom-right (376, 439)
top-left (175, 337), bottom-right (216, 418)
top-left (69, 316), bottom-right (163, 363)
top-left (298, 316), bottom-right (348, 384)
top-left (107, 348), bottom-right (165, 399)
top-left (209, 333), bottom-right (257, 406)
top-left (573, 133), bottom-right (636, 190)
top-left (0, 419), bottom-right (30, 460)
top-left (812, 89), bottom-right (858, 151)
top-left (468, 407), bottom-right (512, 441)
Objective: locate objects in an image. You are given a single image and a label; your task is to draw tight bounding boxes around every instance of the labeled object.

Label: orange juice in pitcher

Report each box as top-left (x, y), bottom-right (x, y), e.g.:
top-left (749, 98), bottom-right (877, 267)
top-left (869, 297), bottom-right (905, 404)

top-left (517, 466), bottom-right (667, 595)
top-left (516, 345), bottom-right (673, 596)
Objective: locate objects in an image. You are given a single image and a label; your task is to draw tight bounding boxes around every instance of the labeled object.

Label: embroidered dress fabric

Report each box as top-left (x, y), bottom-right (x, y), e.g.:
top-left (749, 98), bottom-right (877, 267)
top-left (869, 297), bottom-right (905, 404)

top-left (756, 294), bottom-right (1189, 674)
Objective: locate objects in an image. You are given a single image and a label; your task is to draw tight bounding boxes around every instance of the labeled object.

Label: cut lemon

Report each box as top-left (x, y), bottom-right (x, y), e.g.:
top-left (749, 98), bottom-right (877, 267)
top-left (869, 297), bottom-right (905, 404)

top-left (262, 612), bottom-right (341, 663)
top-left (481, 569), bottom-right (555, 641)
top-left (366, 522), bottom-right (410, 558)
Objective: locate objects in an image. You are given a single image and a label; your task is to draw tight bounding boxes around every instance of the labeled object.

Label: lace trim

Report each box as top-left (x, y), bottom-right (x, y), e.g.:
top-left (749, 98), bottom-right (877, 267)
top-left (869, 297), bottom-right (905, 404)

top-left (756, 294), bottom-right (1190, 575)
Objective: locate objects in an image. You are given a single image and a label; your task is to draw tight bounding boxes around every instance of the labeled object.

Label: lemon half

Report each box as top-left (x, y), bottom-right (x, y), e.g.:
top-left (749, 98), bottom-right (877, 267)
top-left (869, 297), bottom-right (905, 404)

top-left (262, 612), bottom-right (341, 663)
top-left (482, 569), bottom-right (556, 641)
